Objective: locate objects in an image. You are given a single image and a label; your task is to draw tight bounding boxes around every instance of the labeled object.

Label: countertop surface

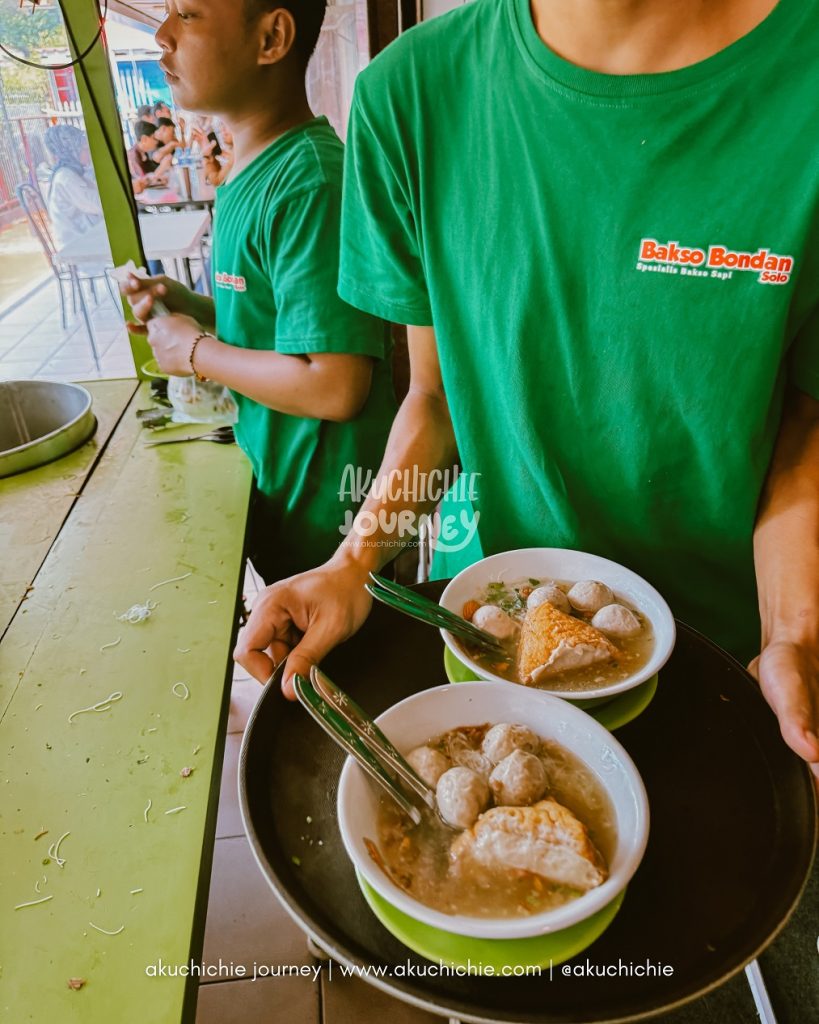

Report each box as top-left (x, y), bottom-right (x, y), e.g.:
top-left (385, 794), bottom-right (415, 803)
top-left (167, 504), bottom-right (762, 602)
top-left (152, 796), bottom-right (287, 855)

top-left (0, 381), bottom-right (253, 1024)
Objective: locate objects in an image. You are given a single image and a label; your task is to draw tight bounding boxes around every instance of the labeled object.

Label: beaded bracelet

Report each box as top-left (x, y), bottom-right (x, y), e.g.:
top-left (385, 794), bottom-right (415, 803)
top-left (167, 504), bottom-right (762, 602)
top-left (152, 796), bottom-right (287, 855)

top-left (190, 332), bottom-right (212, 382)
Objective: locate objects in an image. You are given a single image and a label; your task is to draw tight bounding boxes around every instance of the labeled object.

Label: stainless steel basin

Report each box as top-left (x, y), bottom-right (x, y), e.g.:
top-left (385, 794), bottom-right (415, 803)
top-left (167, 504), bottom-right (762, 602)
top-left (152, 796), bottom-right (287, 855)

top-left (0, 380), bottom-right (96, 478)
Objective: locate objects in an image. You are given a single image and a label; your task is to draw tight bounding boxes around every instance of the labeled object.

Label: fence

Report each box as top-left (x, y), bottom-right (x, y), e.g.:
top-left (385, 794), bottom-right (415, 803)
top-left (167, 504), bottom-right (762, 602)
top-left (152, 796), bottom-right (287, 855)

top-left (0, 99), bottom-right (86, 225)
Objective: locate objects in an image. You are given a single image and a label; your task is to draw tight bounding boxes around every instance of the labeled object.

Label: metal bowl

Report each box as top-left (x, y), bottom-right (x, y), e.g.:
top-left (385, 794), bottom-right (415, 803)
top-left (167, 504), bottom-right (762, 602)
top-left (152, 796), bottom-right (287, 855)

top-left (0, 379), bottom-right (96, 478)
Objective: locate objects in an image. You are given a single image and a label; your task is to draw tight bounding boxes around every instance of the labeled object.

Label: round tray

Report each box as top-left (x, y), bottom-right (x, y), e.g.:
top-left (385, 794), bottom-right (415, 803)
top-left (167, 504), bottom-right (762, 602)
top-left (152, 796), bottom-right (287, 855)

top-left (239, 582), bottom-right (817, 1023)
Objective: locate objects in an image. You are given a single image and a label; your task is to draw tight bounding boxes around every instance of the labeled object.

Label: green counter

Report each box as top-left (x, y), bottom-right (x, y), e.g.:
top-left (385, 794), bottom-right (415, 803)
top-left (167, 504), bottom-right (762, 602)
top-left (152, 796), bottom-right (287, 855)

top-left (0, 382), bottom-right (253, 1023)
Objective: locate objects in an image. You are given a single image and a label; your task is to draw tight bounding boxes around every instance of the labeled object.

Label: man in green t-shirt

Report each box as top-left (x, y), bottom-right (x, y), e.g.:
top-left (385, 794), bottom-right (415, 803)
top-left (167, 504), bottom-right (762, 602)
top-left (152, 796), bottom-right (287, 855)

top-left (236, 0), bottom-right (819, 779)
top-left (123, 0), bottom-right (396, 581)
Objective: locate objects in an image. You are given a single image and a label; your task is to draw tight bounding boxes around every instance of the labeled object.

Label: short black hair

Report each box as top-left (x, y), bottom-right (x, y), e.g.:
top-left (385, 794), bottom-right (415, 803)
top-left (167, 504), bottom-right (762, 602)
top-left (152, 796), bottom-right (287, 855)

top-left (154, 100), bottom-right (171, 112)
top-left (157, 117), bottom-right (175, 129)
top-left (245, 0), bottom-right (326, 70)
top-left (137, 104), bottom-right (153, 119)
top-left (134, 120), bottom-right (157, 139)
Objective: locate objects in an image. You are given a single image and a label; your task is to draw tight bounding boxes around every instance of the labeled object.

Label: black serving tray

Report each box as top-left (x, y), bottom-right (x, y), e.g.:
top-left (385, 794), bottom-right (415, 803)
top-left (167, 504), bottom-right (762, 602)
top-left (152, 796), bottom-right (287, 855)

top-left (239, 582), bottom-right (816, 1023)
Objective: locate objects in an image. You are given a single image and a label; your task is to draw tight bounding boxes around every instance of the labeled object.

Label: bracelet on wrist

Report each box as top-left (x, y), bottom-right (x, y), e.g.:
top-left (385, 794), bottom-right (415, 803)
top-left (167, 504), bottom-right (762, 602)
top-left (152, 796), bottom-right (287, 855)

top-left (190, 332), bottom-right (212, 382)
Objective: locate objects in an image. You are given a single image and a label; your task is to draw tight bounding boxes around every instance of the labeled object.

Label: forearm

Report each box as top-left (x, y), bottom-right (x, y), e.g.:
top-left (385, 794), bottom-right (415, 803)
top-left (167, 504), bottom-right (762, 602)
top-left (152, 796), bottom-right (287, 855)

top-left (192, 335), bottom-right (370, 420)
top-left (754, 389), bottom-right (819, 647)
top-left (331, 386), bottom-right (458, 577)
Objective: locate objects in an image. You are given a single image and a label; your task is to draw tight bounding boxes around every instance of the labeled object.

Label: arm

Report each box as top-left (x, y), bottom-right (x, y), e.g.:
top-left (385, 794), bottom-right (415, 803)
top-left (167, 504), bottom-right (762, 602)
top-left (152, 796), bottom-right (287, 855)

top-left (196, 334), bottom-right (373, 422)
top-left (126, 147), bottom-right (144, 181)
top-left (153, 140), bottom-right (180, 160)
top-left (332, 325), bottom-right (457, 571)
top-left (145, 315), bottom-right (375, 421)
top-left (203, 150), bottom-right (233, 187)
top-left (151, 152), bottom-right (174, 178)
top-left (751, 386), bottom-right (819, 774)
top-left (145, 179), bottom-right (383, 419)
top-left (233, 324), bottom-right (458, 693)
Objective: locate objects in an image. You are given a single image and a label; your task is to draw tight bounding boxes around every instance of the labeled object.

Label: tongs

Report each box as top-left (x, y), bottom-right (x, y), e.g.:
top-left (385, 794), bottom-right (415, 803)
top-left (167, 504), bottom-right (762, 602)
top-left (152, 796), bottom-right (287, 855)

top-left (293, 667), bottom-right (435, 825)
top-left (365, 573), bottom-right (508, 657)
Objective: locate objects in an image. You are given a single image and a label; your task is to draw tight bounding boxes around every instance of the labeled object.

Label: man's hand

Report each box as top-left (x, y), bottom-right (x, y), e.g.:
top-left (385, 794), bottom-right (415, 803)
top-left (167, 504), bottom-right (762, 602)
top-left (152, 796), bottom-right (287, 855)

top-left (753, 387), bottom-right (819, 790)
top-left (234, 557), bottom-right (374, 699)
top-left (191, 126), bottom-right (216, 157)
top-left (146, 313), bottom-right (202, 376)
top-left (120, 272), bottom-right (197, 331)
top-left (748, 640), bottom-right (819, 780)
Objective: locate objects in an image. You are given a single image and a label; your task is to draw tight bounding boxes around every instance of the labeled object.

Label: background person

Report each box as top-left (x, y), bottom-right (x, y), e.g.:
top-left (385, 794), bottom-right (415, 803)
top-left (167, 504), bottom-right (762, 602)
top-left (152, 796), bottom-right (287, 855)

top-left (136, 103), bottom-right (157, 125)
top-left (127, 120), bottom-right (172, 187)
top-left (120, 0), bottom-right (397, 584)
top-left (43, 124), bottom-right (102, 248)
top-left (153, 117), bottom-right (182, 160)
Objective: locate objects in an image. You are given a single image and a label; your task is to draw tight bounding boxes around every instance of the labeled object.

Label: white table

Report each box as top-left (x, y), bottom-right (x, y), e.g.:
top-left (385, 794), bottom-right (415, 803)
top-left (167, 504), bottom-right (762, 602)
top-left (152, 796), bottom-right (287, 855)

top-left (136, 164), bottom-right (216, 206)
top-left (58, 209), bottom-right (210, 269)
top-left (55, 210), bottom-right (212, 370)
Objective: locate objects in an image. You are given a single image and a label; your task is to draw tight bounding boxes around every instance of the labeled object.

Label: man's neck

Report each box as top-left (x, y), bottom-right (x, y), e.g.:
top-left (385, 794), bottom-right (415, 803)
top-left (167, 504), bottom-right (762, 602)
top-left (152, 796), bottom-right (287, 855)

top-left (530, 0), bottom-right (780, 75)
top-left (222, 89), bottom-right (314, 180)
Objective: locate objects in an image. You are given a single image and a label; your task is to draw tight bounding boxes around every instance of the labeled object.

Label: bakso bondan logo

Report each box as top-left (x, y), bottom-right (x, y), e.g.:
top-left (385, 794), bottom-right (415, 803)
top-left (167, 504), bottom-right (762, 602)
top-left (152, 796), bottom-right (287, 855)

top-left (636, 237), bottom-right (795, 284)
top-left (214, 271), bottom-right (247, 292)
top-left (337, 466), bottom-right (480, 553)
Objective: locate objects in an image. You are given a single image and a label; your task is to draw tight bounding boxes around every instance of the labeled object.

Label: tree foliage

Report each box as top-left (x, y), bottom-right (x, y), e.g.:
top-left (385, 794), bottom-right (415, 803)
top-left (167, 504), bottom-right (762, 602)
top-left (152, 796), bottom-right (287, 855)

top-left (0, 0), bottom-right (67, 57)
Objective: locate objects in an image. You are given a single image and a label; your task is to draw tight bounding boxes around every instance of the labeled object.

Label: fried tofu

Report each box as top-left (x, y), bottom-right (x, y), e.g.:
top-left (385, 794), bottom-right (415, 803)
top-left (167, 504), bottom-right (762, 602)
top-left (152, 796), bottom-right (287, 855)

top-left (451, 798), bottom-right (608, 891)
top-left (517, 600), bottom-right (620, 684)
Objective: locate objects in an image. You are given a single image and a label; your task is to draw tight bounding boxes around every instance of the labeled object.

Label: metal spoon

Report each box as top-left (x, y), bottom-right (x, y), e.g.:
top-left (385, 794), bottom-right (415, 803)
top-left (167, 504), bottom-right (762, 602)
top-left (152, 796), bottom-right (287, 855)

top-left (144, 425), bottom-right (235, 447)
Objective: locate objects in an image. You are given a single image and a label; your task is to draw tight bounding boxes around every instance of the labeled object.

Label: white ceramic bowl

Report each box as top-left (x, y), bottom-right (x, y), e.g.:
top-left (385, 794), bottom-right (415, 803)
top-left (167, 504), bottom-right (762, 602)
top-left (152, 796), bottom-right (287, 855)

top-left (337, 681), bottom-right (649, 940)
top-left (439, 547), bottom-right (676, 701)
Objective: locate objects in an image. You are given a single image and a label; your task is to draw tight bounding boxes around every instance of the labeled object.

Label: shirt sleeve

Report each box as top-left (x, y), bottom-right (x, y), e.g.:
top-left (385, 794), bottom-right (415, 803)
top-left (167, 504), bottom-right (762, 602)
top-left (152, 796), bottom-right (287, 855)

top-left (338, 90), bottom-right (433, 327)
top-left (790, 304), bottom-right (819, 398)
top-left (127, 147), bottom-right (144, 179)
top-left (264, 182), bottom-right (387, 358)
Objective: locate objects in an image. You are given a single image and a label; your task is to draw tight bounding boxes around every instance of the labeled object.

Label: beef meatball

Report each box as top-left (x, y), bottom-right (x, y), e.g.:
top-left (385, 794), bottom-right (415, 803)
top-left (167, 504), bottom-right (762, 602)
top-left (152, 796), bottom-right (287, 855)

top-left (591, 603), bottom-right (642, 640)
top-left (527, 584), bottom-right (571, 615)
top-left (406, 745), bottom-right (451, 788)
top-left (471, 604), bottom-right (518, 640)
top-left (489, 749), bottom-right (548, 807)
top-left (567, 580), bottom-right (614, 615)
top-left (482, 722), bottom-right (540, 765)
top-left (436, 766), bottom-right (490, 829)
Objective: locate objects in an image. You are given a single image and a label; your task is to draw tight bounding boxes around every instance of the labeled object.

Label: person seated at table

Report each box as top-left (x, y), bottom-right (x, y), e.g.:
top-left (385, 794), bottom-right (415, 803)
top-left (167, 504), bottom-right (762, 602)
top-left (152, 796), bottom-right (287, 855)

top-left (153, 100), bottom-right (174, 122)
top-left (127, 120), bottom-right (172, 188)
top-left (153, 117), bottom-right (182, 161)
top-left (136, 103), bottom-right (157, 126)
top-left (121, 0), bottom-right (397, 585)
top-left (192, 122), bottom-right (234, 186)
top-left (43, 124), bottom-right (103, 249)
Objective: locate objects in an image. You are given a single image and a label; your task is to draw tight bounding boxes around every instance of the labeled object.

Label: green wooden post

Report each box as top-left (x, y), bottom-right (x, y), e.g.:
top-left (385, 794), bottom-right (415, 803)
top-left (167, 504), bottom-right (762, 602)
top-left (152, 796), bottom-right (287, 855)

top-left (60, 0), bottom-right (151, 377)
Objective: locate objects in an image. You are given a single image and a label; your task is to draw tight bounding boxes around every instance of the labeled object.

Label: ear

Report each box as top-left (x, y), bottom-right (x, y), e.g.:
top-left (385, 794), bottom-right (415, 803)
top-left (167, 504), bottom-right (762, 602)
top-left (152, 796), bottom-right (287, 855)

top-left (258, 8), bottom-right (297, 66)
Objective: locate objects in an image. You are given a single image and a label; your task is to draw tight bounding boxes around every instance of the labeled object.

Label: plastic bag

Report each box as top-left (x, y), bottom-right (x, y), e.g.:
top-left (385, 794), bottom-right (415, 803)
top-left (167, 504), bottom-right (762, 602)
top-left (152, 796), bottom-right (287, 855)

top-left (167, 375), bottom-right (237, 424)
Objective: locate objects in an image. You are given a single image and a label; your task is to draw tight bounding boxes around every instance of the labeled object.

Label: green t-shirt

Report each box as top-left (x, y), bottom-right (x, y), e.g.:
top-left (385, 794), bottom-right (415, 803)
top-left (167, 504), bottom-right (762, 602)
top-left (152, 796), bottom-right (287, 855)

top-left (339, 0), bottom-right (819, 661)
top-left (213, 117), bottom-right (396, 580)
